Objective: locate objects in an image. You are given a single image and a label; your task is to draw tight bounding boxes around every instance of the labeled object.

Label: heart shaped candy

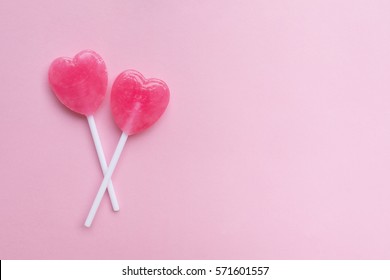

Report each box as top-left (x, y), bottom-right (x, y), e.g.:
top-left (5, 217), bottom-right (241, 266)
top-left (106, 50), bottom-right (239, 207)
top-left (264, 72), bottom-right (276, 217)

top-left (111, 70), bottom-right (170, 135)
top-left (48, 50), bottom-right (108, 116)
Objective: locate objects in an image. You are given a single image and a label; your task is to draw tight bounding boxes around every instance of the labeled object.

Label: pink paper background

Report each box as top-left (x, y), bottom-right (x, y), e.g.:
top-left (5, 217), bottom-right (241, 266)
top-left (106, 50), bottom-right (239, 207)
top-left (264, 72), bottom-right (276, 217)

top-left (1, 0), bottom-right (390, 259)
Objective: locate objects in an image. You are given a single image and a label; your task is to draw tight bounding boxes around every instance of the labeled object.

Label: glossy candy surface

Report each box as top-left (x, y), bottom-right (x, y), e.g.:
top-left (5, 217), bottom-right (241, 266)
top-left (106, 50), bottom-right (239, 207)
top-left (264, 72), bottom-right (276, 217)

top-left (48, 50), bottom-right (108, 116)
top-left (111, 70), bottom-right (170, 136)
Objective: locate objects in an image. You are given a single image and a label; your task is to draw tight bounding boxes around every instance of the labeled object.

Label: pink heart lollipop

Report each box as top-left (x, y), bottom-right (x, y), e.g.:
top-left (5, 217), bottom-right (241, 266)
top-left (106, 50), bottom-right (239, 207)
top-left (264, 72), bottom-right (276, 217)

top-left (85, 70), bottom-right (170, 227)
top-left (111, 70), bottom-right (170, 135)
top-left (48, 49), bottom-right (107, 116)
top-left (49, 50), bottom-right (119, 212)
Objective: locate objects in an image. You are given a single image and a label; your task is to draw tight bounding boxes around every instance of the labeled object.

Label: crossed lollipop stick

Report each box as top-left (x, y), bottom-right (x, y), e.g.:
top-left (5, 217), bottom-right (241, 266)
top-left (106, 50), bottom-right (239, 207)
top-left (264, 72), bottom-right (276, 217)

top-left (86, 115), bottom-right (120, 212)
top-left (49, 50), bottom-right (170, 227)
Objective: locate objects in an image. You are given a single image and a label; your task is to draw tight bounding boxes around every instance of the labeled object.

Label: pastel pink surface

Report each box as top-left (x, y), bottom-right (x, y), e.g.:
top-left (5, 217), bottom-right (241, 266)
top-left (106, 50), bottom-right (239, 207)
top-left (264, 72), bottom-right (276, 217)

top-left (111, 70), bottom-right (169, 135)
top-left (48, 50), bottom-right (107, 116)
top-left (2, 0), bottom-right (390, 260)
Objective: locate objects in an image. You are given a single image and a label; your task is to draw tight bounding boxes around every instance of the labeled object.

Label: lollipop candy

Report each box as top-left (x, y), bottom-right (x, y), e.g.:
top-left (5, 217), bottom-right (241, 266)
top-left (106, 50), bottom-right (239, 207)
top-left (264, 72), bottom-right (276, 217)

top-left (49, 50), bottom-right (119, 211)
top-left (84, 70), bottom-right (170, 227)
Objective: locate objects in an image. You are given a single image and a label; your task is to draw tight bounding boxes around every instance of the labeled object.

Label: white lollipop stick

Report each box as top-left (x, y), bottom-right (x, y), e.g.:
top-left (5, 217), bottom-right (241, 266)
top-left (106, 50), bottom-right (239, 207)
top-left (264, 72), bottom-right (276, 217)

top-left (84, 132), bottom-right (128, 227)
top-left (86, 115), bottom-right (120, 212)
